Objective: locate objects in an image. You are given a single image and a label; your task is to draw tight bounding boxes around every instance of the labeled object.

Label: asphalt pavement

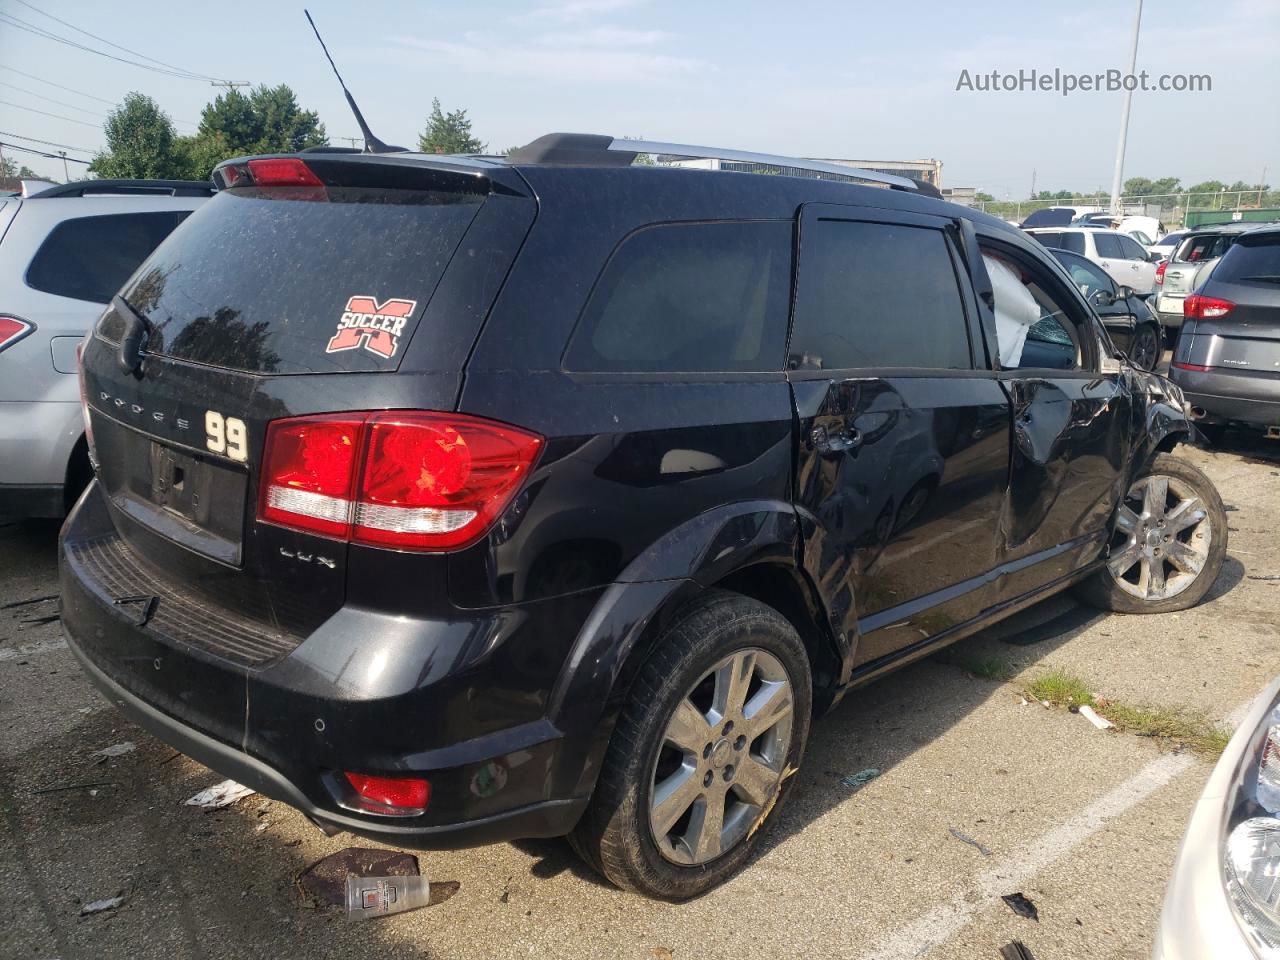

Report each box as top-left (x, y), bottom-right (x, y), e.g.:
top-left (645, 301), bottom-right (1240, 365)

top-left (2, 430), bottom-right (1278, 960)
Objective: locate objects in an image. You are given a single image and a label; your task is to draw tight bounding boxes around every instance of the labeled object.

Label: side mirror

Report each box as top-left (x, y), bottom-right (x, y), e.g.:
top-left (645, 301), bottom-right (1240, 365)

top-left (1090, 288), bottom-right (1117, 307)
top-left (1148, 251), bottom-right (1164, 262)
top-left (1116, 284), bottom-right (1136, 299)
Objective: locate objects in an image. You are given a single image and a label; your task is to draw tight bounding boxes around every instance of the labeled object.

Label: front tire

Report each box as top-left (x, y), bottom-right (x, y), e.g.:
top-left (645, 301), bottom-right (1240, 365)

top-left (1075, 454), bottom-right (1227, 614)
top-left (1130, 323), bottom-right (1162, 371)
top-left (570, 591), bottom-right (812, 900)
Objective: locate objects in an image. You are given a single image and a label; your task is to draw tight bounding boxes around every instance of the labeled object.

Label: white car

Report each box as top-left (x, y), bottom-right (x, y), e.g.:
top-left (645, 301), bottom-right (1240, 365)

top-left (1024, 227), bottom-right (1159, 294)
top-left (1154, 676), bottom-right (1280, 959)
top-left (0, 178), bottom-right (211, 518)
top-left (1145, 229), bottom-right (1188, 261)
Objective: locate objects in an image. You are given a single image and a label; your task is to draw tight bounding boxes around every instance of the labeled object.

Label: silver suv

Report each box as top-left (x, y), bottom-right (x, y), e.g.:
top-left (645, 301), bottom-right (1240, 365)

top-left (0, 179), bottom-right (212, 518)
top-left (1155, 222), bottom-right (1278, 335)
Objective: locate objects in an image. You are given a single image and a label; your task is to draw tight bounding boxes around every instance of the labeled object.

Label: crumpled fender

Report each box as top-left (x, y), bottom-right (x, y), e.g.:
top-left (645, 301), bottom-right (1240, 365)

top-left (1127, 367), bottom-right (1194, 474)
top-left (545, 500), bottom-right (827, 799)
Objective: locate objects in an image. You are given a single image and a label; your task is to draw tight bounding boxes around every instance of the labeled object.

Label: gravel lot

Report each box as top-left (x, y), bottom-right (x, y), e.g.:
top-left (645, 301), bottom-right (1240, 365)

top-left (3, 430), bottom-right (1278, 960)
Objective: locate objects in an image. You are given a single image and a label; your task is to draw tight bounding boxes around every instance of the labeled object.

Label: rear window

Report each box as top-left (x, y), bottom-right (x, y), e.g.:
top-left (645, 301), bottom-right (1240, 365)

top-left (1176, 233), bottom-right (1233, 263)
top-left (1212, 236), bottom-right (1280, 283)
top-left (121, 188), bottom-right (482, 375)
top-left (790, 219), bottom-right (971, 370)
top-left (26, 211), bottom-right (191, 304)
top-left (564, 220), bottom-right (792, 373)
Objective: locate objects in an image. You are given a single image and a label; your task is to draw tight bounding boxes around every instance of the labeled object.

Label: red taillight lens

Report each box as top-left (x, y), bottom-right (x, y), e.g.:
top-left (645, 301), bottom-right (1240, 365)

top-left (260, 415), bottom-right (365, 538)
top-left (257, 411), bottom-right (543, 551)
top-left (246, 157), bottom-right (323, 186)
top-left (1171, 361), bottom-right (1212, 372)
top-left (343, 772), bottom-right (430, 815)
top-left (1155, 261), bottom-right (1167, 286)
top-left (0, 315), bottom-right (33, 352)
top-left (1184, 294), bottom-right (1235, 320)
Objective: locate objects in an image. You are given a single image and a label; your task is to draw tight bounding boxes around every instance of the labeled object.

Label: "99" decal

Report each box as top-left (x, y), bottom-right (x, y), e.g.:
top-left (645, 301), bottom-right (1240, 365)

top-left (205, 410), bottom-right (248, 462)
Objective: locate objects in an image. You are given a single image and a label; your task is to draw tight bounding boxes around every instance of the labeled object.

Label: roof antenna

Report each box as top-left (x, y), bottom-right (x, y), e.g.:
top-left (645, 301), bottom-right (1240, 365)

top-left (304, 9), bottom-right (405, 154)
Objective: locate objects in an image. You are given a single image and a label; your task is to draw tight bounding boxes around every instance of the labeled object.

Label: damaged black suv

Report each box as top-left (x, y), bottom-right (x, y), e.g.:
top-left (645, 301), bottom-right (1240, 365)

top-left (62, 134), bottom-right (1226, 900)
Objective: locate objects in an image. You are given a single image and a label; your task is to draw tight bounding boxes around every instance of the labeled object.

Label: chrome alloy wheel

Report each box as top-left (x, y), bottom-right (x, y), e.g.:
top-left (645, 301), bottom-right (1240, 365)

top-left (648, 647), bottom-right (794, 865)
top-left (1106, 473), bottom-right (1212, 601)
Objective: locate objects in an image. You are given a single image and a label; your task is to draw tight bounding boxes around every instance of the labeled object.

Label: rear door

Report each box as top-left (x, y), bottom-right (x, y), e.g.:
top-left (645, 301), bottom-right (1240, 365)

top-left (1093, 232), bottom-right (1132, 289)
top-left (79, 158), bottom-right (535, 647)
top-left (788, 204), bottom-right (1011, 669)
top-left (1116, 234), bottom-right (1157, 293)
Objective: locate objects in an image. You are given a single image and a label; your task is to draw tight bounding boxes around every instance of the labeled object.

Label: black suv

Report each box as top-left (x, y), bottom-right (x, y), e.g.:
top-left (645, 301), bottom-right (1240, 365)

top-left (62, 135), bottom-right (1227, 900)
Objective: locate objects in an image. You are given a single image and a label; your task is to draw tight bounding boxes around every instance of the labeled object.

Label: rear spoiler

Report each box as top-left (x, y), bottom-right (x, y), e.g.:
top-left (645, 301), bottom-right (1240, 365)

top-left (211, 153), bottom-right (530, 197)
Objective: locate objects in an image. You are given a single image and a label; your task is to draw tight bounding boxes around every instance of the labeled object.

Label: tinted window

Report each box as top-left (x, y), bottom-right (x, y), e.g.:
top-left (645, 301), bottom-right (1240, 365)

top-left (25, 211), bottom-right (191, 304)
top-left (1053, 252), bottom-right (1114, 300)
top-left (1054, 232), bottom-right (1085, 254)
top-left (790, 219), bottom-right (971, 370)
top-left (125, 188), bottom-right (481, 375)
top-left (1118, 236), bottom-right (1148, 260)
top-left (1093, 233), bottom-right (1124, 258)
top-left (565, 221), bottom-right (792, 373)
top-left (1213, 236), bottom-right (1280, 283)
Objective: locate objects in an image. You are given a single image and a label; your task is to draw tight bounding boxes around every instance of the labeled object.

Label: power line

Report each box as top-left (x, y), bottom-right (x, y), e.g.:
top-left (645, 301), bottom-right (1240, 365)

top-left (0, 99), bottom-right (101, 127)
top-left (0, 64), bottom-right (116, 105)
top-left (11, 0), bottom-right (223, 81)
top-left (0, 130), bottom-right (97, 153)
top-left (0, 139), bottom-right (91, 163)
top-left (0, 80), bottom-right (103, 117)
top-left (0, 11), bottom-right (234, 83)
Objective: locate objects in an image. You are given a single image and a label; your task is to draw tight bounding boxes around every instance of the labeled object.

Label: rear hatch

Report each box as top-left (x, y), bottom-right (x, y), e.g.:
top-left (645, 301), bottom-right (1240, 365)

top-left (77, 153), bottom-right (535, 667)
top-left (1178, 233), bottom-right (1280, 375)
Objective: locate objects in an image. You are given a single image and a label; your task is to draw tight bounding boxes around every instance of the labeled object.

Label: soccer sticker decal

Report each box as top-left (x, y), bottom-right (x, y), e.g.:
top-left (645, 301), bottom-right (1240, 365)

top-left (326, 296), bottom-right (418, 359)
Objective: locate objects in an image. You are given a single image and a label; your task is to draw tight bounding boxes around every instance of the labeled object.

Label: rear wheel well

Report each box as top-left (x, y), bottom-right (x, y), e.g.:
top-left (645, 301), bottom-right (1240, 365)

top-left (64, 434), bottom-right (91, 514)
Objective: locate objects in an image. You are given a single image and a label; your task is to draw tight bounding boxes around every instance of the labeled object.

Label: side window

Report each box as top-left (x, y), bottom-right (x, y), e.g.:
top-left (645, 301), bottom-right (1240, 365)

top-left (789, 219), bottom-right (971, 370)
top-left (1058, 232), bottom-right (1086, 255)
top-left (1118, 236), bottom-right (1148, 260)
top-left (25, 211), bottom-right (191, 304)
top-left (983, 247), bottom-right (1083, 372)
top-left (1063, 256), bottom-right (1114, 300)
top-left (564, 220), bottom-right (792, 373)
top-left (1093, 233), bottom-right (1124, 259)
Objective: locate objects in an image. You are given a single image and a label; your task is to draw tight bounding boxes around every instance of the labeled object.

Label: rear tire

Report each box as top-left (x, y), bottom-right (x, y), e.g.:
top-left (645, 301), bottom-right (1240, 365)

top-left (569, 590), bottom-right (811, 900)
top-left (1074, 454), bottom-right (1226, 614)
top-left (1130, 323), bottom-right (1161, 371)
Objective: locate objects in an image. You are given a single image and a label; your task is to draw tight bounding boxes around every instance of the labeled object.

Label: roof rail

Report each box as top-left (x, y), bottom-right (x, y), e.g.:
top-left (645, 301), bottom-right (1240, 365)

top-left (29, 179), bottom-right (216, 199)
top-left (506, 133), bottom-right (939, 195)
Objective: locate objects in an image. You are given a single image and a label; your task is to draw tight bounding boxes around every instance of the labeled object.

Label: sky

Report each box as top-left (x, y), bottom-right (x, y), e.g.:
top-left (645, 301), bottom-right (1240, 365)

top-left (0, 0), bottom-right (1276, 197)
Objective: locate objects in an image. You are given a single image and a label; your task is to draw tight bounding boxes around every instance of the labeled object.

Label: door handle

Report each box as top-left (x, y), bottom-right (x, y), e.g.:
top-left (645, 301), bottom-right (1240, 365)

top-left (811, 424), bottom-right (862, 456)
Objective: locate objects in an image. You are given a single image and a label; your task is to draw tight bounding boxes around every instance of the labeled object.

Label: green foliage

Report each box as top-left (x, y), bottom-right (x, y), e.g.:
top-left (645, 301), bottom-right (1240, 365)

top-left (90, 93), bottom-right (185, 179)
top-left (0, 157), bottom-right (41, 179)
top-left (974, 191), bottom-right (995, 202)
top-left (417, 99), bottom-right (485, 155)
top-left (955, 655), bottom-right (1014, 682)
top-left (196, 85), bottom-right (327, 156)
top-left (1124, 176), bottom-right (1183, 197)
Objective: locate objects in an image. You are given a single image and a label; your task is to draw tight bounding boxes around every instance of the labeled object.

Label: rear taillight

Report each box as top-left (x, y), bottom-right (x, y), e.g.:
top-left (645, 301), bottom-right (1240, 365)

top-left (1172, 361), bottom-right (1212, 372)
top-left (258, 411), bottom-right (543, 551)
top-left (245, 157), bottom-right (324, 187)
top-left (0, 315), bottom-right (33, 352)
top-left (1155, 261), bottom-right (1167, 286)
top-left (343, 772), bottom-right (430, 816)
top-left (76, 341), bottom-right (94, 455)
top-left (1184, 294), bottom-right (1235, 319)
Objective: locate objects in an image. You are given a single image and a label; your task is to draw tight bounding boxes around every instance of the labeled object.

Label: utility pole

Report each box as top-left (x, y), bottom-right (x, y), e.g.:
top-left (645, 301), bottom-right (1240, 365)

top-left (1030, 168), bottom-right (1036, 200)
top-left (338, 136), bottom-right (363, 149)
top-left (1109, 0), bottom-right (1143, 216)
top-left (209, 80), bottom-right (251, 94)
top-left (58, 151), bottom-right (69, 182)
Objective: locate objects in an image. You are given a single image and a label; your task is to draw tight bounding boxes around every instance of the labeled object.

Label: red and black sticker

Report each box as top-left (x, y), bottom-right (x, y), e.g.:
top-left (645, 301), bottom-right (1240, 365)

top-left (325, 296), bottom-right (418, 360)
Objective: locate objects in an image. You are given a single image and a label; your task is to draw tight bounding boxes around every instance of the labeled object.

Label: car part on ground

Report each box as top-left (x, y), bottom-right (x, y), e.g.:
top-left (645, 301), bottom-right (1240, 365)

top-left (60, 141), bottom-right (1216, 900)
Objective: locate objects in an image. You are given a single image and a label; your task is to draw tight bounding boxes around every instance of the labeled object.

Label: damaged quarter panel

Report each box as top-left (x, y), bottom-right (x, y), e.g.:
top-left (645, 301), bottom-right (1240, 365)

top-left (1126, 368), bottom-right (1193, 469)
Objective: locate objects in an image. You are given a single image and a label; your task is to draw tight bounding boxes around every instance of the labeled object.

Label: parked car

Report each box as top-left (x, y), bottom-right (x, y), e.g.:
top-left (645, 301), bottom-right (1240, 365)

top-left (1154, 222), bottom-right (1273, 337)
top-left (0, 183), bottom-right (215, 522)
top-left (1049, 247), bottom-right (1164, 370)
top-left (0, 179), bottom-right (213, 519)
top-left (1154, 675), bottom-right (1280, 959)
top-left (1146, 229), bottom-right (1187, 261)
top-left (61, 136), bottom-right (1226, 901)
top-left (1170, 224), bottom-right (1280, 441)
top-left (1021, 205), bottom-right (1091, 228)
top-left (1025, 226), bottom-right (1160, 294)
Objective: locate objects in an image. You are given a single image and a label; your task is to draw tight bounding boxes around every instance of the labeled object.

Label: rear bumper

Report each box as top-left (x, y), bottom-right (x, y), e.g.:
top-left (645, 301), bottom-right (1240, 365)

top-left (59, 481), bottom-right (599, 848)
top-left (1170, 368), bottom-right (1280, 427)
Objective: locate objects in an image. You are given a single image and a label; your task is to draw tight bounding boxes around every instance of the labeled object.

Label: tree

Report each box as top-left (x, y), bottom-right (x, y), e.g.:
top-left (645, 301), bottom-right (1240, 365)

top-left (1124, 176), bottom-right (1182, 198)
top-left (89, 93), bottom-right (186, 179)
top-left (0, 157), bottom-right (41, 179)
top-left (196, 84), bottom-right (326, 156)
top-left (974, 191), bottom-right (995, 202)
top-left (417, 99), bottom-right (485, 154)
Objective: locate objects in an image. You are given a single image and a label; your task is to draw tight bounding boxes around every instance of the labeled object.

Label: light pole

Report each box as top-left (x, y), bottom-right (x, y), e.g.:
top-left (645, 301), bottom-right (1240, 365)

top-left (1109, 0), bottom-right (1143, 216)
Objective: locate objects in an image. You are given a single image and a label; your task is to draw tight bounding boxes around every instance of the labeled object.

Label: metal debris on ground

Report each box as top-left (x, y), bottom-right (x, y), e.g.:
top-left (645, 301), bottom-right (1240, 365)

top-left (840, 768), bottom-right (881, 790)
top-left (1078, 705), bottom-right (1115, 730)
top-left (999, 941), bottom-right (1036, 960)
top-left (1001, 892), bottom-right (1040, 921)
top-left (949, 827), bottom-right (993, 856)
top-left (1, 594), bottom-right (57, 609)
top-left (19, 614), bottom-right (60, 626)
top-left (299, 847), bottom-right (460, 918)
top-left (90, 742), bottom-right (136, 760)
top-left (185, 779), bottom-right (255, 810)
top-left (80, 894), bottom-right (125, 915)
top-left (345, 873), bottom-right (432, 921)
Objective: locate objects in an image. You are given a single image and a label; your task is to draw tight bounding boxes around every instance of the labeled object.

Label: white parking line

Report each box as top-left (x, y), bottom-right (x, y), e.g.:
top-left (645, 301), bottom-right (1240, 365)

top-left (0, 637), bottom-right (68, 662)
top-left (857, 696), bottom-right (1254, 960)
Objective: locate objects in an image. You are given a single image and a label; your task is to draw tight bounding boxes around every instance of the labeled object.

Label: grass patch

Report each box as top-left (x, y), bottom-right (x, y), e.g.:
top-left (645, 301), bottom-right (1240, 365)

top-left (1023, 668), bottom-right (1230, 758)
top-left (957, 655), bottom-right (1016, 682)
